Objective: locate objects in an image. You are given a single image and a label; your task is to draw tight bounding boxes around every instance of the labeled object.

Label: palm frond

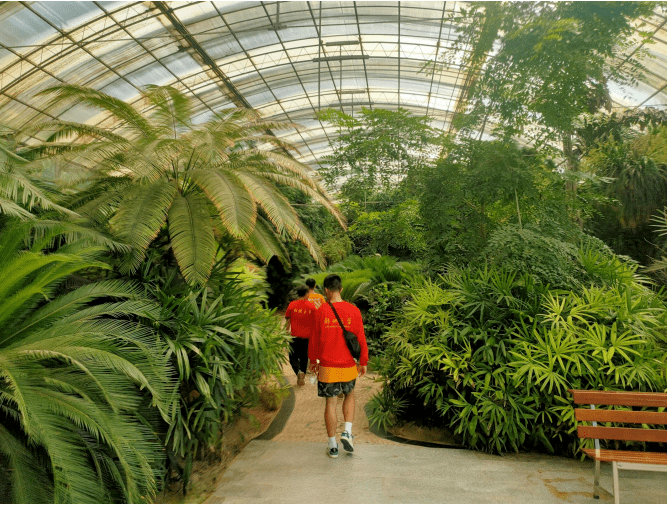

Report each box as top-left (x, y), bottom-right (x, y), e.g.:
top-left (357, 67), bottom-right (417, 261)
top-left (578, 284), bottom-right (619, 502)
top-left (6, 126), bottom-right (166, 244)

top-left (39, 84), bottom-right (154, 137)
top-left (168, 192), bottom-right (216, 285)
top-left (110, 180), bottom-right (178, 273)
top-left (245, 216), bottom-right (290, 266)
top-left (189, 169), bottom-right (257, 238)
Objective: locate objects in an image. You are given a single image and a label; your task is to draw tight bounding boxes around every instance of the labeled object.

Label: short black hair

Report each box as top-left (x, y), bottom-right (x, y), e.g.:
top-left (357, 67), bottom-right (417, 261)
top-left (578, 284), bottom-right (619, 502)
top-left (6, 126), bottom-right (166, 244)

top-left (296, 285), bottom-right (309, 298)
top-left (305, 278), bottom-right (317, 289)
top-left (323, 273), bottom-right (342, 292)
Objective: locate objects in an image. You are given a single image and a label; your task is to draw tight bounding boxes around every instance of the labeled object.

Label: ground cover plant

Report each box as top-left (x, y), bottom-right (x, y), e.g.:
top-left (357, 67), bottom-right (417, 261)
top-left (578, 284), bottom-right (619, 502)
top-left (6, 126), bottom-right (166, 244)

top-left (370, 251), bottom-right (667, 455)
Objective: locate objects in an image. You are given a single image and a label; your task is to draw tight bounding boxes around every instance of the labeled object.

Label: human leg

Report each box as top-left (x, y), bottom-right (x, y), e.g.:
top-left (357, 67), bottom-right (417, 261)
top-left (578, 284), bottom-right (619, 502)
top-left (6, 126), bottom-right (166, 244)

top-left (341, 382), bottom-right (356, 452)
top-left (297, 339), bottom-right (309, 373)
top-left (324, 396), bottom-right (338, 458)
top-left (288, 339), bottom-right (300, 376)
top-left (325, 396), bottom-right (338, 437)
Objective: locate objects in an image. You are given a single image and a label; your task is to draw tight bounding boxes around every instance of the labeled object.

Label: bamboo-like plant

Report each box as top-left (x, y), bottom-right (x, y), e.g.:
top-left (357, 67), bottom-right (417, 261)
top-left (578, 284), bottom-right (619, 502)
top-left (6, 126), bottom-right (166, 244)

top-left (0, 219), bottom-right (175, 502)
top-left (26, 85), bottom-right (343, 285)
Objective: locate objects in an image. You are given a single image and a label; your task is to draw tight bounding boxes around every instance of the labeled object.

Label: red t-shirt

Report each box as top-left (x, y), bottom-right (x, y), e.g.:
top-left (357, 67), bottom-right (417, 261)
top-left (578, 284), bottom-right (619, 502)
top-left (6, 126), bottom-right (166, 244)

top-left (309, 301), bottom-right (368, 367)
top-left (285, 299), bottom-right (316, 338)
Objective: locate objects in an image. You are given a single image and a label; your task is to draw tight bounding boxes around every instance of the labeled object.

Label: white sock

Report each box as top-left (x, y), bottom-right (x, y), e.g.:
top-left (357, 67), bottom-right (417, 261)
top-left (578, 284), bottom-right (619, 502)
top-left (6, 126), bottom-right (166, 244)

top-left (344, 422), bottom-right (353, 436)
top-left (328, 437), bottom-right (337, 449)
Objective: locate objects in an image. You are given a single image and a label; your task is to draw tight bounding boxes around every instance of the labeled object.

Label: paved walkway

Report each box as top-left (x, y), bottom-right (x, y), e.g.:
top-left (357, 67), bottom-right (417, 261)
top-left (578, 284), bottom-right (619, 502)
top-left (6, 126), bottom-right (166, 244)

top-left (206, 367), bottom-right (667, 504)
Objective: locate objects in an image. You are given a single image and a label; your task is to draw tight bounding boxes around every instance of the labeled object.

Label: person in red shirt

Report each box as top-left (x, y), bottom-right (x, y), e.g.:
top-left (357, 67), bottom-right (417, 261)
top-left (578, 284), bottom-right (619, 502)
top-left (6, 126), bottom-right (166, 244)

top-left (309, 274), bottom-right (368, 458)
top-left (285, 285), bottom-right (316, 386)
top-left (305, 278), bottom-right (326, 309)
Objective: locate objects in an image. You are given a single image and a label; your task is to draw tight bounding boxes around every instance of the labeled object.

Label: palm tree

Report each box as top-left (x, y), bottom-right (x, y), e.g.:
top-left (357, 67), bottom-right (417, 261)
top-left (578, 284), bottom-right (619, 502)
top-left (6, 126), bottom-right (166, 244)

top-left (0, 132), bottom-right (72, 219)
top-left (0, 219), bottom-right (175, 502)
top-left (27, 85), bottom-right (344, 285)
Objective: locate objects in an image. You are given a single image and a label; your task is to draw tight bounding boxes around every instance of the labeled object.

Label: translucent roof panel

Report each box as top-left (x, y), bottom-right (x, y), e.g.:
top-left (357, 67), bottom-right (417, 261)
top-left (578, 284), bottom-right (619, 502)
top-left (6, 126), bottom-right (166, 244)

top-left (1, 1), bottom-right (667, 168)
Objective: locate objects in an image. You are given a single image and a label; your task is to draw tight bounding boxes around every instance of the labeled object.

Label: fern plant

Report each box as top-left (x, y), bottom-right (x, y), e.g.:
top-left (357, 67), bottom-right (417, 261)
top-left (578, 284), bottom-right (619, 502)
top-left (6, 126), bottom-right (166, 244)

top-left (0, 219), bottom-right (175, 503)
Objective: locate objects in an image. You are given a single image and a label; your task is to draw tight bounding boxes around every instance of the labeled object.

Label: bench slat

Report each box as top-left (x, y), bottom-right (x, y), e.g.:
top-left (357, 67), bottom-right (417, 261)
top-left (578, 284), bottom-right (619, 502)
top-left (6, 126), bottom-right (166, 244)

top-left (575, 408), bottom-right (667, 425)
top-left (569, 389), bottom-right (667, 407)
top-left (581, 448), bottom-right (667, 465)
top-left (578, 426), bottom-right (667, 443)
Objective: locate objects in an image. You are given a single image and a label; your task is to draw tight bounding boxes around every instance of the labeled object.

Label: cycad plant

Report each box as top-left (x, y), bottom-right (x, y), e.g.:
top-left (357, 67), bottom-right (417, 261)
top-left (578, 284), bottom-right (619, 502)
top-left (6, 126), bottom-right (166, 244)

top-left (27, 84), bottom-right (343, 285)
top-left (0, 219), bottom-right (175, 503)
top-left (0, 133), bottom-right (71, 219)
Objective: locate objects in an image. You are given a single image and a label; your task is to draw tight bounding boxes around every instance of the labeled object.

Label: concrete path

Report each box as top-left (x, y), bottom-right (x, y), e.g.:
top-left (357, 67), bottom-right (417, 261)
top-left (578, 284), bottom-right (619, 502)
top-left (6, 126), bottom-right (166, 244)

top-left (206, 441), bottom-right (666, 504)
top-left (205, 366), bottom-right (666, 504)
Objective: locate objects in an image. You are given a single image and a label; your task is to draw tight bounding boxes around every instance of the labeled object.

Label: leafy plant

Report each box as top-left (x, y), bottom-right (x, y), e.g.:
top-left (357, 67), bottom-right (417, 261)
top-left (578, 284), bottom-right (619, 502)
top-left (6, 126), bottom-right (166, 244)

top-left (28, 84), bottom-right (343, 285)
top-left (138, 259), bottom-right (287, 495)
top-left (373, 259), bottom-right (666, 456)
top-left (0, 220), bottom-right (175, 503)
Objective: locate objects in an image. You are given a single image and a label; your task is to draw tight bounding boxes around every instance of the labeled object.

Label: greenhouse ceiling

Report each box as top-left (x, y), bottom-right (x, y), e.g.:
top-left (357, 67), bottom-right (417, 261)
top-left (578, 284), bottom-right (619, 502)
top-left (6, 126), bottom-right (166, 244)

top-left (2, 1), bottom-right (667, 168)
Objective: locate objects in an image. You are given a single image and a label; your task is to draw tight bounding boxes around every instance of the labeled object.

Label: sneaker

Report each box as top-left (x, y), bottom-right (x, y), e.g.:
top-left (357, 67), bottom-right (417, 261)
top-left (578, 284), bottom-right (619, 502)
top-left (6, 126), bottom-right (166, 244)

top-left (297, 372), bottom-right (305, 386)
top-left (340, 431), bottom-right (354, 452)
top-left (326, 446), bottom-right (339, 459)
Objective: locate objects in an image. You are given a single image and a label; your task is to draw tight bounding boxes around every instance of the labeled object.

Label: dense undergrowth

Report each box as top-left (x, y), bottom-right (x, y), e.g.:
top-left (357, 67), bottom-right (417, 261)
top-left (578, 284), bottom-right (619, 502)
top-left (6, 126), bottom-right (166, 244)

top-left (369, 249), bottom-right (667, 456)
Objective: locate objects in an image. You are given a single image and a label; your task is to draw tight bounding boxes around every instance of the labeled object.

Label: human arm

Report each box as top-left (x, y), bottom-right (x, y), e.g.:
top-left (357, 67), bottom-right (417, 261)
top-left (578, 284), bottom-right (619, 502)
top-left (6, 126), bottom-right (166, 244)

top-left (284, 317), bottom-right (291, 334)
top-left (355, 307), bottom-right (369, 368)
top-left (308, 309), bottom-right (321, 373)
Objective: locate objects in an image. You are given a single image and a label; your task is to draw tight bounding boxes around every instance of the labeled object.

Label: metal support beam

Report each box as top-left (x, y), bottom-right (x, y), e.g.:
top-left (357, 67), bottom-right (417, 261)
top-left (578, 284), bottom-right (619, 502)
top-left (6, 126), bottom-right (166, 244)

top-left (312, 55), bottom-right (370, 62)
top-left (152, 1), bottom-right (251, 109)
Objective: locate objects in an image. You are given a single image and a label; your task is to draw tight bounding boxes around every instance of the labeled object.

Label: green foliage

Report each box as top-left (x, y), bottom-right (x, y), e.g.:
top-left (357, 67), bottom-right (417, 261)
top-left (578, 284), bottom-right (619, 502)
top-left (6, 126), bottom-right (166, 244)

top-left (349, 200), bottom-right (427, 259)
top-left (440, 2), bottom-right (656, 144)
top-left (0, 220), bottom-right (174, 503)
top-left (484, 225), bottom-right (584, 288)
top-left (419, 138), bottom-right (575, 267)
top-left (582, 125), bottom-right (667, 230)
top-left (0, 134), bottom-right (72, 219)
top-left (363, 283), bottom-right (412, 356)
top-left (317, 108), bottom-right (441, 198)
top-left (373, 260), bottom-right (666, 455)
top-left (137, 256), bottom-right (286, 494)
top-left (29, 85), bottom-right (343, 284)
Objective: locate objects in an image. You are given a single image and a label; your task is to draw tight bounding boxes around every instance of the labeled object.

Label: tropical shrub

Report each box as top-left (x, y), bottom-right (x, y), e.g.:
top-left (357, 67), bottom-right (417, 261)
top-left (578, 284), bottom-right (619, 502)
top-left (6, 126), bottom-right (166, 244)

top-left (371, 261), bottom-right (667, 456)
top-left (138, 258), bottom-right (287, 494)
top-left (0, 220), bottom-right (175, 503)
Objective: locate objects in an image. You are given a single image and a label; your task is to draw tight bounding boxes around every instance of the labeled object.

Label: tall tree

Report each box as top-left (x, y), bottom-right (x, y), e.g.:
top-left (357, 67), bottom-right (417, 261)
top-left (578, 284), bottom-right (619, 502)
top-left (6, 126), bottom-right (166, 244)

top-left (438, 2), bottom-right (655, 153)
top-left (317, 107), bottom-right (441, 204)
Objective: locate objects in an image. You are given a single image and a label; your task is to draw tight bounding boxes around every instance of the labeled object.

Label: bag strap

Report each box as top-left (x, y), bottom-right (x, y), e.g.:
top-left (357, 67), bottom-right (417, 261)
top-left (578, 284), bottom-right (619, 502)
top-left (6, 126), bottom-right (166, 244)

top-left (328, 301), bottom-right (347, 332)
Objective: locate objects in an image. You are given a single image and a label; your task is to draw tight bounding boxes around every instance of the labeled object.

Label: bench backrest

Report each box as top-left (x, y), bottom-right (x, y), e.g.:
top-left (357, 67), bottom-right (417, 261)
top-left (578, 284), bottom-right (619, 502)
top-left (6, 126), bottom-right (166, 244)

top-left (569, 389), bottom-right (667, 444)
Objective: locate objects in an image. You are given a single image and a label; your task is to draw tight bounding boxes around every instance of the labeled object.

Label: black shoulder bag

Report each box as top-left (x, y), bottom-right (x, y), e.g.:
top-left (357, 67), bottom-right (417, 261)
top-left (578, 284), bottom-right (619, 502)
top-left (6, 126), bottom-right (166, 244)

top-left (328, 302), bottom-right (361, 361)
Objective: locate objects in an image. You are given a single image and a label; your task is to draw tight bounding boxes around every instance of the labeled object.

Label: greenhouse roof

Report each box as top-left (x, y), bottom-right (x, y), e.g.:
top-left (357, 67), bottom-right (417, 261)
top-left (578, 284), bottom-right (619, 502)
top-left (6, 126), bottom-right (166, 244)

top-left (2, 1), bottom-right (667, 168)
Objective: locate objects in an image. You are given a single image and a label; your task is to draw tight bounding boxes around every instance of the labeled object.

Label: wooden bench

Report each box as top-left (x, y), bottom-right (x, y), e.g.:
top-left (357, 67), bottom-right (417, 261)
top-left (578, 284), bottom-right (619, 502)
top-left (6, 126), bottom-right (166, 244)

top-left (569, 389), bottom-right (667, 504)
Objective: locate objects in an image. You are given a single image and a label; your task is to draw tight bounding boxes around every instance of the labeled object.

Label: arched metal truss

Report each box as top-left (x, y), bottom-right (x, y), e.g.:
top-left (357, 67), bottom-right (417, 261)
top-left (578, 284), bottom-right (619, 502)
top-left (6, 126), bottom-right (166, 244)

top-left (1, 1), bottom-right (667, 168)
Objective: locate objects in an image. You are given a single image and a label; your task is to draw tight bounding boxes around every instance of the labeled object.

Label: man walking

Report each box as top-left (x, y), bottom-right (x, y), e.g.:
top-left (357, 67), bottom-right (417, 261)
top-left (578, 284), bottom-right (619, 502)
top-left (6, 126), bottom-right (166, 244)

top-left (285, 285), bottom-right (316, 386)
top-left (305, 278), bottom-right (326, 309)
top-left (309, 274), bottom-right (368, 458)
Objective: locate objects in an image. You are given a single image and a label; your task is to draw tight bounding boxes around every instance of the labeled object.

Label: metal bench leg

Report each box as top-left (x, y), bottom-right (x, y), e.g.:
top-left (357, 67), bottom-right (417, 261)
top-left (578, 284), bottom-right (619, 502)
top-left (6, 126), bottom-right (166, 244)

top-left (593, 459), bottom-right (600, 499)
top-left (612, 461), bottom-right (620, 504)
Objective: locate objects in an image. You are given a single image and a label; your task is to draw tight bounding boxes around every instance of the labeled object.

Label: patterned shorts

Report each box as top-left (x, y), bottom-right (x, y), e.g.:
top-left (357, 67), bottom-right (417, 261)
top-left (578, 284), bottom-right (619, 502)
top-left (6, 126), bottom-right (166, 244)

top-left (317, 379), bottom-right (356, 398)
